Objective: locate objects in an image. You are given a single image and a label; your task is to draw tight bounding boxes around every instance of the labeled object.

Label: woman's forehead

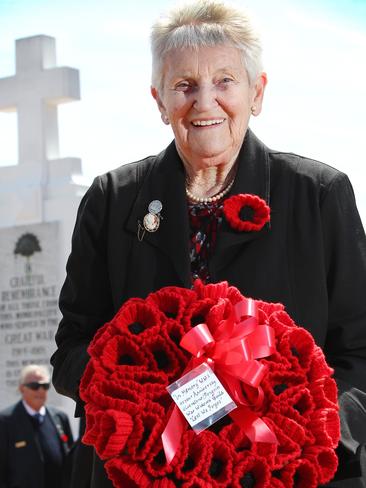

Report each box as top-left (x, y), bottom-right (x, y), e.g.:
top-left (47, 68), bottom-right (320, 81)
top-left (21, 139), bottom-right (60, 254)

top-left (163, 45), bottom-right (245, 77)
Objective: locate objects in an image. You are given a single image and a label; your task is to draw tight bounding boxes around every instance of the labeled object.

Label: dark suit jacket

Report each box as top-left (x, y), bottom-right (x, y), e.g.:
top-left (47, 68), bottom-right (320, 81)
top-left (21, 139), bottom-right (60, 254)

top-left (0, 401), bottom-right (73, 488)
top-left (51, 129), bottom-right (366, 487)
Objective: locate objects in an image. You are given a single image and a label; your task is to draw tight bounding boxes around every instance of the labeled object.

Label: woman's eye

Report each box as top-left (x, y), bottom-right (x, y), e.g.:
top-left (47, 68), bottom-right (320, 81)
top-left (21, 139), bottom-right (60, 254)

top-left (219, 77), bottom-right (233, 84)
top-left (175, 82), bottom-right (192, 92)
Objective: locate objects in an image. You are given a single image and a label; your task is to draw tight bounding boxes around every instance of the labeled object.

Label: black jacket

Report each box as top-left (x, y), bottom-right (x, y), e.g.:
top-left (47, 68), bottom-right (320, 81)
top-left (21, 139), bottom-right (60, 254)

top-left (51, 129), bottom-right (366, 487)
top-left (0, 401), bottom-right (73, 488)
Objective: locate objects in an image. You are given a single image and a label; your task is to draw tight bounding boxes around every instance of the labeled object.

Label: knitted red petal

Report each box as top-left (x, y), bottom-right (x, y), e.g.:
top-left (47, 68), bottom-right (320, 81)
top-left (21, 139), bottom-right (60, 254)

top-left (151, 480), bottom-right (176, 488)
top-left (174, 430), bottom-right (213, 481)
top-left (231, 453), bottom-right (271, 488)
top-left (88, 321), bottom-right (115, 357)
top-left (206, 298), bottom-right (235, 336)
top-left (144, 440), bottom-right (178, 478)
top-left (149, 285), bottom-right (197, 307)
top-left (79, 359), bottom-right (105, 403)
top-left (260, 349), bottom-right (292, 374)
top-left (146, 386), bottom-right (172, 411)
top-left (105, 457), bottom-right (151, 488)
top-left (100, 334), bottom-right (153, 373)
top-left (219, 423), bottom-right (251, 452)
top-left (268, 477), bottom-right (285, 488)
top-left (280, 458), bottom-right (318, 488)
top-left (273, 388), bottom-right (315, 426)
top-left (83, 404), bottom-right (134, 458)
top-left (261, 370), bottom-right (308, 406)
top-left (82, 404), bottom-right (103, 446)
top-left (146, 289), bottom-right (189, 322)
top-left (268, 310), bottom-right (295, 337)
top-left (160, 325), bottom-right (191, 369)
top-left (202, 434), bottom-right (234, 487)
top-left (181, 477), bottom-right (211, 487)
top-left (95, 409), bottom-right (134, 460)
top-left (262, 418), bottom-right (301, 470)
top-left (111, 368), bottom-right (167, 394)
top-left (143, 334), bottom-right (184, 380)
top-left (303, 445), bottom-right (338, 484)
top-left (89, 380), bottom-right (142, 411)
top-left (226, 285), bottom-right (244, 304)
top-left (251, 441), bottom-right (277, 467)
top-left (181, 297), bottom-right (216, 331)
top-left (307, 346), bottom-right (334, 382)
top-left (309, 408), bottom-right (340, 448)
top-left (162, 320), bottom-right (188, 351)
top-left (309, 376), bottom-right (338, 409)
top-left (265, 413), bottom-right (306, 447)
top-left (194, 279), bottom-right (229, 301)
top-left (109, 376), bottom-right (168, 410)
top-left (128, 400), bottom-right (166, 461)
top-left (256, 299), bottom-right (285, 316)
top-left (113, 299), bottom-right (162, 340)
top-left (278, 327), bottom-right (315, 373)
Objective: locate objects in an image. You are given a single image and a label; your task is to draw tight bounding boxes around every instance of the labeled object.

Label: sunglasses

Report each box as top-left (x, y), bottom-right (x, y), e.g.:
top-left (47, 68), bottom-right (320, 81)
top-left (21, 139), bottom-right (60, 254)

top-left (23, 382), bottom-right (50, 391)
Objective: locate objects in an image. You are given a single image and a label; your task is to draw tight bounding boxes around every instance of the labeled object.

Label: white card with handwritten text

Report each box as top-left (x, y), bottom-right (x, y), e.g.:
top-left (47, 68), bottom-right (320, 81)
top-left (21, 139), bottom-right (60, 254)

top-left (167, 362), bottom-right (237, 433)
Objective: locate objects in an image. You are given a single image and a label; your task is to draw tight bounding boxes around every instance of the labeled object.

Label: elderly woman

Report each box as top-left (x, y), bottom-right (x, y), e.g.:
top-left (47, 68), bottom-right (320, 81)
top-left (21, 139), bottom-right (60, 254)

top-left (51, 1), bottom-right (366, 486)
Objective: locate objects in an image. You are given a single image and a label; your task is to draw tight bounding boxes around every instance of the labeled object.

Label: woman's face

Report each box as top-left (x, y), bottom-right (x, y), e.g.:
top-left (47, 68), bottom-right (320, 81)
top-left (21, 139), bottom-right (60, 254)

top-left (152, 45), bottom-right (266, 170)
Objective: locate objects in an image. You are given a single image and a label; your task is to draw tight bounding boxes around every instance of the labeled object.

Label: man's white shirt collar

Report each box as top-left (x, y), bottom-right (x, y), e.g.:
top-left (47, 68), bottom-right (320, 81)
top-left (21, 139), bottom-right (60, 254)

top-left (22, 400), bottom-right (46, 417)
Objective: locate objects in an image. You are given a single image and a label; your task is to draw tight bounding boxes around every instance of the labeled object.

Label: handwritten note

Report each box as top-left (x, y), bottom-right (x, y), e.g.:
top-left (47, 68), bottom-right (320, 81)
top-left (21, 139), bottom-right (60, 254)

top-left (168, 363), bottom-right (236, 432)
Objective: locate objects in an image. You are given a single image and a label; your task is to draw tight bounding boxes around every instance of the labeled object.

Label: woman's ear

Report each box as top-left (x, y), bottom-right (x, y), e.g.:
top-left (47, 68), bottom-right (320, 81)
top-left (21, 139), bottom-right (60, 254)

top-left (151, 86), bottom-right (170, 125)
top-left (251, 72), bottom-right (267, 116)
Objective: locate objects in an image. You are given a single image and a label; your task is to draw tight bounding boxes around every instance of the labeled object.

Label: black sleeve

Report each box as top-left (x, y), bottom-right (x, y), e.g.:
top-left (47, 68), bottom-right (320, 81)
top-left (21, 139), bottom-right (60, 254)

top-left (50, 175), bottom-right (114, 414)
top-left (321, 174), bottom-right (366, 483)
top-left (321, 173), bottom-right (366, 391)
top-left (0, 415), bottom-right (9, 488)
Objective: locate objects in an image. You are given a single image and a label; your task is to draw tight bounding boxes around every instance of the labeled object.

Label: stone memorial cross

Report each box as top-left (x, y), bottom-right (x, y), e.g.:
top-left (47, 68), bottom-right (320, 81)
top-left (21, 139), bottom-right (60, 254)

top-left (0, 35), bottom-right (79, 165)
top-left (0, 35), bottom-right (83, 226)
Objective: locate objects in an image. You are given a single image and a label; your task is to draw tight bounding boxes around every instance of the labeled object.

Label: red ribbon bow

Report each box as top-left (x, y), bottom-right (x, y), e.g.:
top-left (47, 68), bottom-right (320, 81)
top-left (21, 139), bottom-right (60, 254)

top-left (162, 298), bottom-right (278, 463)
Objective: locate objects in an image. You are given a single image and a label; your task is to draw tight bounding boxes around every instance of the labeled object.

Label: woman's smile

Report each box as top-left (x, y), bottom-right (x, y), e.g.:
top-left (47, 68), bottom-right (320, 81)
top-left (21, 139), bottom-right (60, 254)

top-left (190, 118), bottom-right (225, 127)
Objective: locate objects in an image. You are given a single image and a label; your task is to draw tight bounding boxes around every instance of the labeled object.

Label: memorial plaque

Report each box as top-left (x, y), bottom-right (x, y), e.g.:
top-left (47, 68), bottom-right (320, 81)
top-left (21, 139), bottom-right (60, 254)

top-left (0, 222), bottom-right (61, 409)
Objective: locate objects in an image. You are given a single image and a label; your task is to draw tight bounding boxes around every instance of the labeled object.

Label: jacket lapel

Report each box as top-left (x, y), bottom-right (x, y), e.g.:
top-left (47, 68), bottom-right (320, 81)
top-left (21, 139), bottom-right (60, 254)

top-left (47, 407), bottom-right (70, 455)
top-left (125, 142), bottom-right (191, 288)
top-left (125, 130), bottom-right (270, 286)
top-left (210, 129), bottom-right (271, 273)
top-left (16, 401), bottom-right (44, 461)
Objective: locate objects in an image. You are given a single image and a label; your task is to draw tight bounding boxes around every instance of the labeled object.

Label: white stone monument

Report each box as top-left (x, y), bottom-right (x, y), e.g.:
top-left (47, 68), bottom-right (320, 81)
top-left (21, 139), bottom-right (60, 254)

top-left (0, 35), bottom-right (88, 432)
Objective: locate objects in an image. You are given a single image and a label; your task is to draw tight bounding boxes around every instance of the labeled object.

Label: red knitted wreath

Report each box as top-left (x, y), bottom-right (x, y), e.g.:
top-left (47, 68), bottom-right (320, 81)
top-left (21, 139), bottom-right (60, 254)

top-left (80, 281), bottom-right (340, 488)
top-left (223, 194), bottom-right (270, 232)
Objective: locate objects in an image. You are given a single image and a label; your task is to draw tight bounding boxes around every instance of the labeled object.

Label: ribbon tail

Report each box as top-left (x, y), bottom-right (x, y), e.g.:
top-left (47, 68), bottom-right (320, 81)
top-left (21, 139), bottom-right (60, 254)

top-left (230, 406), bottom-right (277, 444)
top-left (162, 406), bottom-right (187, 464)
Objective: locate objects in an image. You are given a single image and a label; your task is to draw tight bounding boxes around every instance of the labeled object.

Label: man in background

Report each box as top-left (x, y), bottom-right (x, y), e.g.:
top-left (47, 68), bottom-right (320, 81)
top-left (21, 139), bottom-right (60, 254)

top-left (0, 364), bottom-right (73, 488)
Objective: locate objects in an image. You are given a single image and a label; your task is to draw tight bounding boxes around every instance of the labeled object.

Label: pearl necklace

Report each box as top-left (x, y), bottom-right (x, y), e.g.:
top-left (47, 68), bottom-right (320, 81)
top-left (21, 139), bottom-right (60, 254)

top-left (185, 178), bottom-right (235, 204)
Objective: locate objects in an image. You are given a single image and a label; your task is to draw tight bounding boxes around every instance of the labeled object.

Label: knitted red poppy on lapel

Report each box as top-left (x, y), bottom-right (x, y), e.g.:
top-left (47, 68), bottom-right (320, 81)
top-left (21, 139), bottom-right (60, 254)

top-left (80, 281), bottom-right (340, 488)
top-left (223, 194), bottom-right (270, 232)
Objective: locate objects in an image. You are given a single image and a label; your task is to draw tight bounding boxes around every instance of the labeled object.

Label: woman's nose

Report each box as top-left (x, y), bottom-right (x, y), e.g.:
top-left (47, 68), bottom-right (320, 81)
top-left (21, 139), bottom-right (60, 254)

top-left (193, 85), bottom-right (218, 112)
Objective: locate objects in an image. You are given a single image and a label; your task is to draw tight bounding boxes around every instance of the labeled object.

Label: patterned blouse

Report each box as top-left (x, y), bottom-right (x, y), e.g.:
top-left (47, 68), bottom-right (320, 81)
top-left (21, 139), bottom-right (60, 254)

top-left (188, 200), bottom-right (224, 283)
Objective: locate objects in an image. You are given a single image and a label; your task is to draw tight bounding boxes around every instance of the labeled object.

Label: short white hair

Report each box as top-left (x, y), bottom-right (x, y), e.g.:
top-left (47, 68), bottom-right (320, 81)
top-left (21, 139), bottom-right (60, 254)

top-left (19, 364), bottom-right (50, 385)
top-left (151, 0), bottom-right (263, 92)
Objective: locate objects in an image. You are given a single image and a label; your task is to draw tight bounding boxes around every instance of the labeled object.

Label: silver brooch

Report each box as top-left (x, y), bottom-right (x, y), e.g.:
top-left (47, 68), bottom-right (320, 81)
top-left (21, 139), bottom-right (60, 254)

top-left (148, 200), bottom-right (163, 215)
top-left (138, 200), bottom-right (163, 241)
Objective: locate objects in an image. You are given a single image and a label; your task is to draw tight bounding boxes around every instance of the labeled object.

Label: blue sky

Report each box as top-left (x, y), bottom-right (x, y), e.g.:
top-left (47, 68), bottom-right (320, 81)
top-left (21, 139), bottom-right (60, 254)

top-left (0, 0), bottom-right (365, 219)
